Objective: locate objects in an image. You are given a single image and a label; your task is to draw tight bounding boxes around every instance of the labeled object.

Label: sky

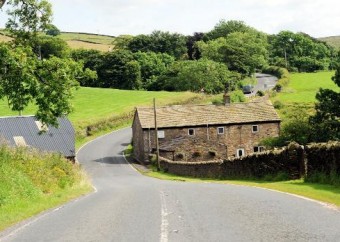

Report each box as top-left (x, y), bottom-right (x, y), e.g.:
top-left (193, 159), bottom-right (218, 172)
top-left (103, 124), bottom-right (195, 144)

top-left (0, 0), bottom-right (340, 38)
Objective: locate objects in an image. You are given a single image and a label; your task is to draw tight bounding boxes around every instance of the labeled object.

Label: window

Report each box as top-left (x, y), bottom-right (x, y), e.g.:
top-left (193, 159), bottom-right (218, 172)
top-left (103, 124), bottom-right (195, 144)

top-left (217, 127), bottom-right (224, 134)
top-left (252, 125), bottom-right (259, 133)
top-left (35, 120), bottom-right (48, 132)
top-left (254, 146), bottom-right (265, 153)
top-left (188, 128), bottom-right (195, 136)
top-left (13, 136), bottom-right (27, 147)
top-left (157, 130), bottom-right (165, 139)
top-left (236, 148), bottom-right (245, 158)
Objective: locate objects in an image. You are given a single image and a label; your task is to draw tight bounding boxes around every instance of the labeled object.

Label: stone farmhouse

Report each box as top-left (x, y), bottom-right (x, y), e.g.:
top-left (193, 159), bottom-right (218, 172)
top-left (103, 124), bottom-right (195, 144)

top-left (132, 100), bottom-right (281, 163)
top-left (0, 116), bottom-right (76, 161)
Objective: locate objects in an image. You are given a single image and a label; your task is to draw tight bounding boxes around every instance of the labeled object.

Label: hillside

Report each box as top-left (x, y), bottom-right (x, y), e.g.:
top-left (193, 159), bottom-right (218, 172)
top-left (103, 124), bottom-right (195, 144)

top-left (319, 36), bottom-right (340, 49)
top-left (0, 30), bottom-right (115, 51)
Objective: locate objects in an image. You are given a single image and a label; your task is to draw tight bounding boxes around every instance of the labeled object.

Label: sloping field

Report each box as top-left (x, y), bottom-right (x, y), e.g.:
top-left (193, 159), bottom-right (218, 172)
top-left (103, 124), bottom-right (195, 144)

top-left (319, 36), bottom-right (340, 49)
top-left (272, 71), bottom-right (338, 104)
top-left (0, 88), bottom-right (203, 126)
top-left (0, 31), bottom-right (115, 51)
top-left (66, 40), bottom-right (112, 51)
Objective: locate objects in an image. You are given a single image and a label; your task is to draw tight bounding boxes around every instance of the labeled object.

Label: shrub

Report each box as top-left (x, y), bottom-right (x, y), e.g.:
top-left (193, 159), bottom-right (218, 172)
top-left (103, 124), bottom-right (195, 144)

top-left (256, 90), bottom-right (265, 96)
top-left (273, 100), bottom-right (284, 109)
top-left (230, 90), bottom-right (246, 103)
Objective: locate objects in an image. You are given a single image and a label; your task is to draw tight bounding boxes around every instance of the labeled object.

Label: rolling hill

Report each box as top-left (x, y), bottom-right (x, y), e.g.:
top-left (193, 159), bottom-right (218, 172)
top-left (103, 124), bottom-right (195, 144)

top-left (0, 30), bottom-right (115, 51)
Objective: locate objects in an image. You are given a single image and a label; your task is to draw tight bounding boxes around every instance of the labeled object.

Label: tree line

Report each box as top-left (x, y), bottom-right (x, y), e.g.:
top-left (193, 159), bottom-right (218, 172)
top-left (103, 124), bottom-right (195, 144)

top-left (64, 20), bottom-right (338, 93)
top-left (0, 0), bottom-right (339, 143)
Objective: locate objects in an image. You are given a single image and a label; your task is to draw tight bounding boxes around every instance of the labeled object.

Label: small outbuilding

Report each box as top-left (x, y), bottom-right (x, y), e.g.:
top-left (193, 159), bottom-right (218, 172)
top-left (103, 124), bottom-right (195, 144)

top-left (0, 116), bottom-right (75, 160)
top-left (132, 100), bottom-right (281, 163)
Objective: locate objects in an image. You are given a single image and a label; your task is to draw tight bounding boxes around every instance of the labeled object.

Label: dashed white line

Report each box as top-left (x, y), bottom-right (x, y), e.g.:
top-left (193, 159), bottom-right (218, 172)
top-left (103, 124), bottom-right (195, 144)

top-left (160, 191), bottom-right (169, 242)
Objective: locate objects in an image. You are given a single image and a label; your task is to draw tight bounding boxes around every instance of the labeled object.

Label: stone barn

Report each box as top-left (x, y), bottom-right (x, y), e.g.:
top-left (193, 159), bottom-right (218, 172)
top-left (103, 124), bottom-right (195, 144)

top-left (132, 100), bottom-right (281, 163)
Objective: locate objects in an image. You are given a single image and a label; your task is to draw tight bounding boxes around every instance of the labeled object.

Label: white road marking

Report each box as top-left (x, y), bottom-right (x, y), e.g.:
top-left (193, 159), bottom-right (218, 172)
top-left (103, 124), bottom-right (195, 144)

top-left (160, 191), bottom-right (169, 242)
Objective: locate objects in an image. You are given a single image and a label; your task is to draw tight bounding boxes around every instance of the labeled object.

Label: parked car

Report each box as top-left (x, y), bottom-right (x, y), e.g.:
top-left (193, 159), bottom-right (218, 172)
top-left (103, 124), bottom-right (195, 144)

top-left (242, 84), bottom-right (254, 94)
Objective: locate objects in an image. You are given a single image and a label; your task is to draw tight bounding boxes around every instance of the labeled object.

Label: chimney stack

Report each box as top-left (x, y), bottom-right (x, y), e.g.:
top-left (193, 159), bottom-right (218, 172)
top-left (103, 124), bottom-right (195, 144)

top-left (223, 93), bottom-right (231, 106)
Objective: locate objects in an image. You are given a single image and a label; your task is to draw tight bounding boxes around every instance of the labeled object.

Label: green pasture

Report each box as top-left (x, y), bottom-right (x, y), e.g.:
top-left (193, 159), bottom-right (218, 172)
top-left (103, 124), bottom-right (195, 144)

top-left (272, 71), bottom-right (339, 104)
top-left (58, 32), bottom-right (115, 45)
top-left (0, 87), bottom-right (203, 125)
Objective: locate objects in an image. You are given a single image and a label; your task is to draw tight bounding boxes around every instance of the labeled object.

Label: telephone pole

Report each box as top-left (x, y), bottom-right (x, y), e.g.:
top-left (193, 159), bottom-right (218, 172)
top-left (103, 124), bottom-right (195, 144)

top-left (153, 98), bottom-right (160, 170)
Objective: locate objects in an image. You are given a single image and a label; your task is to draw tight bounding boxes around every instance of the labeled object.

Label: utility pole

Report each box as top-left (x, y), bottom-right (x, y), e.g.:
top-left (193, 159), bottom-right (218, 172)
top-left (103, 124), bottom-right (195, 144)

top-left (153, 98), bottom-right (160, 170)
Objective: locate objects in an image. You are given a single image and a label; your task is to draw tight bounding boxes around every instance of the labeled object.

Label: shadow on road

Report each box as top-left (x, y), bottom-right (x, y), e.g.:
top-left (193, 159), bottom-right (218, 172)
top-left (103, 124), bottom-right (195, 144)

top-left (93, 156), bottom-right (128, 165)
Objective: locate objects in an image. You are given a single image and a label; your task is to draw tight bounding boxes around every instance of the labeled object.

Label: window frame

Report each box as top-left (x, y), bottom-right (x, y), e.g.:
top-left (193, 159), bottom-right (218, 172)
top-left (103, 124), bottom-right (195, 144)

top-left (236, 148), bottom-right (245, 158)
top-left (217, 127), bottom-right (225, 135)
top-left (252, 125), bottom-right (259, 133)
top-left (254, 146), bottom-right (265, 153)
top-left (188, 128), bottom-right (195, 136)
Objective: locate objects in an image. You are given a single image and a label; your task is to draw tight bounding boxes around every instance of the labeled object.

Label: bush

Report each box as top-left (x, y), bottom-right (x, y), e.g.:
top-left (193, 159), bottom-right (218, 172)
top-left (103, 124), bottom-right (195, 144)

top-left (256, 90), bottom-right (265, 96)
top-left (273, 100), bottom-right (284, 109)
top-left (230, 90), bottom-right (246, 103)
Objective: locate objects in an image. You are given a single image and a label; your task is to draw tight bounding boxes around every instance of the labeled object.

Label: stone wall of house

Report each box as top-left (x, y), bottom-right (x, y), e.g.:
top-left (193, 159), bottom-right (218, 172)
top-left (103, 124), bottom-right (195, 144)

top-left (132, 114), bottom-right (146, 163)
top-left (141, 122), bottom-right (280, 162)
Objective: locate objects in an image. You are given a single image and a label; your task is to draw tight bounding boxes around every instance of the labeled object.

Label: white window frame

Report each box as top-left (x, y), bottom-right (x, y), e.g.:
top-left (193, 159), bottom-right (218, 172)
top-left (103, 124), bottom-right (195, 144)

top-left (13, 136), bottom-right (27, 147)
top-left (252, 125), bottom-right (259, 133)
top-left (254, 146), bottom-right (265, 153)
top-left (188, 128), bottom-right (195, 136)
top-left (236, 148), bottom-right (245, 158)
top-left (217, 127), bottom-right (224, 134)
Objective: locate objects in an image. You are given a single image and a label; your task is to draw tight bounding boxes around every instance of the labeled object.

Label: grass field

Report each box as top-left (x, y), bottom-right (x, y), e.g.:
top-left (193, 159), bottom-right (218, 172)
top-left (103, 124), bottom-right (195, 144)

top-left (319, 36), bottom-right (340, 49)
top-left (0, 88), bottom-right (202, 123)
top-left (0, 31), bottom-right (114, 51)
top-left (272, 71), bottom-right (339, 104)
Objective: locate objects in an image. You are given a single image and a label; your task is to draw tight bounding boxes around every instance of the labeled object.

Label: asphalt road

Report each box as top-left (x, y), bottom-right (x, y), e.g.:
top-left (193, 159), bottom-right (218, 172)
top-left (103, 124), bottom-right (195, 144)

top-left (245, 73), bottom-right (278, 97)
top-left (1, 128), bottom-right (340, 242)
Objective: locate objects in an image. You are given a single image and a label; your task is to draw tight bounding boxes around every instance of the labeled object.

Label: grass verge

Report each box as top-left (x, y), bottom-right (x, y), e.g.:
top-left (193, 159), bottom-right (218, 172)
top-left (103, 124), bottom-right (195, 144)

top-left (0, 146), bottom-right (93, 231)
top-left (142, 170), bottom-right (340, 207)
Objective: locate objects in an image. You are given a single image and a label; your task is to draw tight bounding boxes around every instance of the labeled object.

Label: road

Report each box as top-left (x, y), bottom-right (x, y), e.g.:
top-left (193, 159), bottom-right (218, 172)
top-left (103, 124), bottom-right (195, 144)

top-left (245, 73), bottom-right (278, 97)
top-left (1, 128), bottom-right (340, 242)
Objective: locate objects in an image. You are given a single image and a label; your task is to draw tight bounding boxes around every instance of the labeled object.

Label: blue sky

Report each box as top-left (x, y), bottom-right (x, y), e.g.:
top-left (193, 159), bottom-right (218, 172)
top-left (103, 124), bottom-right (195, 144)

top-left (1, 0), bottom-right (339, 37)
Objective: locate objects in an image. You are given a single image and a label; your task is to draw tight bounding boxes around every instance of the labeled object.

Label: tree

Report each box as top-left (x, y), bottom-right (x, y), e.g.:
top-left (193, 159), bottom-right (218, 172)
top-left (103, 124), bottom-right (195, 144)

top-left (0, 0), bottom-right (92, 126)
top-left (33, 35), bottom-right (70, 59)
top-left (45, 24), bottom-right (61, 36)
top-left (198, 32), bottom-right (268, 76)
top-left (186, 32), bottom-right (204, 60)
top-left (96, 50), bottom-right (142, 89)
top-left (156, 59), bottom-right (235, 94)
top-left (269, 31), bottom-right (336, 72)
top-left (128, 31), bottom-right (187, 60)
top-left (310, 66), bottom-right (340, 141)
top-left (133, 51), bottom-right (174, 90)
top-left (204, 20), bottom-right (256, 41)
top-left (71, 49), bottom-right (103, 87)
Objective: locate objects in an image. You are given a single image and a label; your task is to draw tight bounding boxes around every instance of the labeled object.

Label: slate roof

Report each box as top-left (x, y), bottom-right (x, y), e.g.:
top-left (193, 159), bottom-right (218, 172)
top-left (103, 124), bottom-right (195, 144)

top-left (135, 100), bottom-right (281, 129)
top-left (0, 116), bottom-right (75, 157)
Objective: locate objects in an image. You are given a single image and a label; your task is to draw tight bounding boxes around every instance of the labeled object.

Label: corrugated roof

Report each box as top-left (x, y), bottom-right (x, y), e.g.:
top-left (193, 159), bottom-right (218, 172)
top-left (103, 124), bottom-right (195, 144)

top-left (0, 116), bottom-right (75, 157)
top-left (136, 100), bottom-right (281, 129)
